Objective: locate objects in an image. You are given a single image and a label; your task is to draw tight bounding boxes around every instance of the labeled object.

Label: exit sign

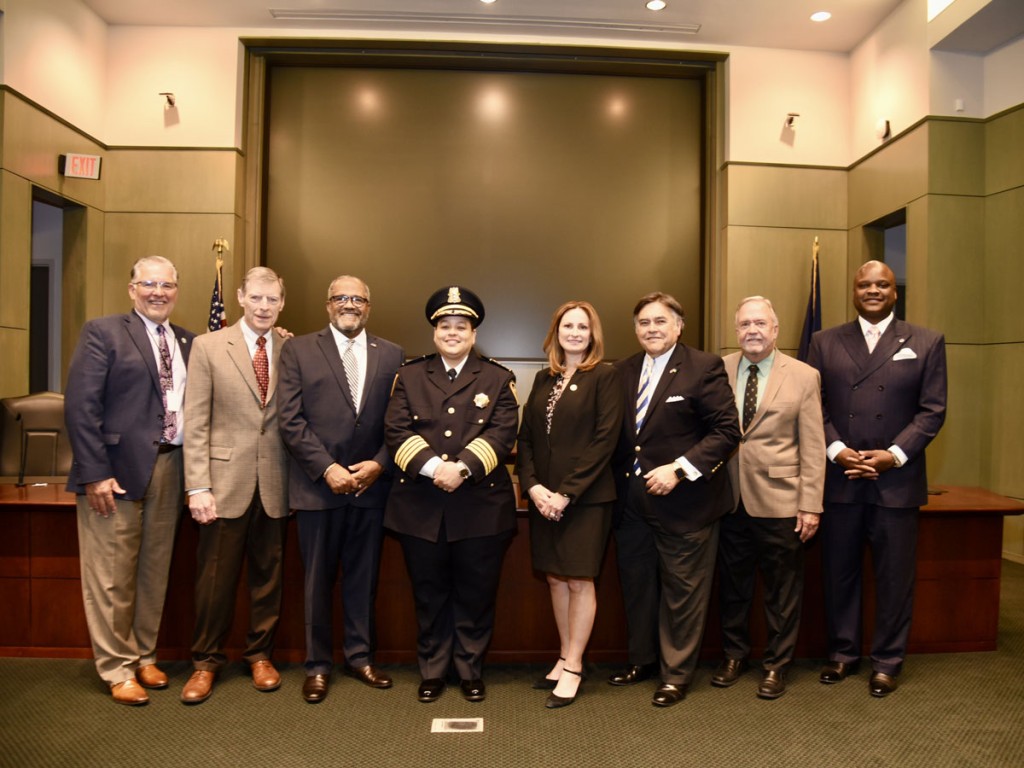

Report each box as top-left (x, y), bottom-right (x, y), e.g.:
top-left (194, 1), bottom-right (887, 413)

top-left (58, 153), bottom-right (102, 180)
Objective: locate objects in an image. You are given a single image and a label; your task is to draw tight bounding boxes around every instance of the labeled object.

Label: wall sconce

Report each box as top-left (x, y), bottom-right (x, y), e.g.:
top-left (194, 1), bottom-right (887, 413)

top-left (875, 118), bottom-right (892, 141)
top-left (784, 113), bottom-right (799, 130)
top-left (159, 92), bottom-right (176, 108)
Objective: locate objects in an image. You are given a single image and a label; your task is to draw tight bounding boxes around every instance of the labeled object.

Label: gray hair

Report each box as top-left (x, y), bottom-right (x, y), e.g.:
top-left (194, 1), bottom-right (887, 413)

top-left (734, 295), bottom-right (779, 327)
top-left (327, 275), bottom-right (371, 302)
top-left (241, 266), bottom-right (285, 299)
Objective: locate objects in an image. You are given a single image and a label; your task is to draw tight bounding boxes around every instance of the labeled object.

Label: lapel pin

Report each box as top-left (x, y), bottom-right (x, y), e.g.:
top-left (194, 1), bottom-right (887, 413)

top-left (669, 368), bottom-right (677, 374)
top-left (569, 384), bottom-right (578, 391)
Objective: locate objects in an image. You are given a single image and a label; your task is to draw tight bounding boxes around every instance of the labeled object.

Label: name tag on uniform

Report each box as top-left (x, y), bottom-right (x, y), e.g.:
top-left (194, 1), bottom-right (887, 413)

top-left (893, 348), bottom-right (917, 361)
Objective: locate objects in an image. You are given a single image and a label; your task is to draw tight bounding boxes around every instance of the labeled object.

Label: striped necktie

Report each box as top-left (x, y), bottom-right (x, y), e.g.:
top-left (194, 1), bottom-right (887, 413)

top-left (343, 339), bottom-right (360, 409)
top-left (634, 357), bottom-right (653, 475)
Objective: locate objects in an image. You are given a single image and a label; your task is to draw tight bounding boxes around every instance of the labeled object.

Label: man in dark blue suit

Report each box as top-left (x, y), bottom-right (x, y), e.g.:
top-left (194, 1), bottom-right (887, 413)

top-left (277, 275), bottom-right (404, 703)
top-left (608, 292), bottom-right (740, 707)
top-left (65, 255), bottom-right (194, 706)
top-left (807, 260), bottom-right (947, 697)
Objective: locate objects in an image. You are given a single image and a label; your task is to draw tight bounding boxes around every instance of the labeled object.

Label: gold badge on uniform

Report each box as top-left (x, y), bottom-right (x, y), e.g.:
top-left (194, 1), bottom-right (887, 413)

top-left (473, 393), bottom-right (490, 408)
top-left (448, 287), bottom-right (461, 304)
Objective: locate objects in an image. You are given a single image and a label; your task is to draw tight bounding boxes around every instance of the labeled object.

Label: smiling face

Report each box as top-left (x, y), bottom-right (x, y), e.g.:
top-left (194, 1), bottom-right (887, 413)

top-left (238, 278), bottom-right (284, 335)
top-left (853, 261), bottom-right (898, 323)
top-left (433, 315), bottom-right (476, 365)
top-left (634, 301), bottom-right (682, 358)
top-left (326, 276), bottom-right (371, 338)
top-left (128, 260), bottom-right (178, 324)
top-left (557, 307), bottom-right (592, 363)
top-left (735, 299), bottom-right (778, 363)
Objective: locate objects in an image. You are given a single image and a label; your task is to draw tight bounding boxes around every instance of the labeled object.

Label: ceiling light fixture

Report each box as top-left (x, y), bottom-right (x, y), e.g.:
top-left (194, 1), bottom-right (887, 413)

top-left (810, 11), bottom-right (832, 22)
top-left (646, 1), bottom-right (667, 11)
top-left (480, 0), bottom-right (497, 5)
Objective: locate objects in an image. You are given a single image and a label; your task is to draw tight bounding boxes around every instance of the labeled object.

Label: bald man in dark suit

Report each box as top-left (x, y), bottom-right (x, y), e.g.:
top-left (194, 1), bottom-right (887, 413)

top-left (807, 260), bottom-right (946, 697)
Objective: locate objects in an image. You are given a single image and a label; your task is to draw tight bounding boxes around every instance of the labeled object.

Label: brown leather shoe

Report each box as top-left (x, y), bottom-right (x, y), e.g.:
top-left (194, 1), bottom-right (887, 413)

top-left (302, 674), bottom-right (330, 703)
top-left (136, 664), bottom-right (168, 689)
top-left (869, 671), bottom-right (898, 698)
top-left (251, 660), bottom-right (281, 691)
top-left (652, 682), bottom-right (687, 707)
top-left (608, 663), bottom-right (658, 686)
top-left (820, 660), bottom-right (861, 684)
top-left (711, 658), bottom-right (749, 688)
top-left (181, 670), bottom-right (216, 704)
top-left (757, 669), bottom-right (786, 699)
top-left (343, 663), bottom-right (393, 689)
top-left (111, 679), bottom-right (149, 706)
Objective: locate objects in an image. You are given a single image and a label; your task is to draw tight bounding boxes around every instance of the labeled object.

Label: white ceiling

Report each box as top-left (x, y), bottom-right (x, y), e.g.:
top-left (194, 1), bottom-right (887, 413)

top-left (78, 0), bottom-right (909, 53)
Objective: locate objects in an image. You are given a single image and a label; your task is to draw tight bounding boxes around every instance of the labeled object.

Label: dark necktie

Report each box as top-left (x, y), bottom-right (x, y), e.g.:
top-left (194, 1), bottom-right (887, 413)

top-left (448, 367), bottom-right (457, 382)
top-left (156, 325), bottom-right (176, 442)
top-left (742, 364), bottom-right (759, 432)
top-left (253, 335), bottom-right (269, 407)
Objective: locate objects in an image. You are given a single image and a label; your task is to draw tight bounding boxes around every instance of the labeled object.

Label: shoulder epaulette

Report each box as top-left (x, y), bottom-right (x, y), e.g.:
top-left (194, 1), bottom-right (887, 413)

top-left (400, 353), bottom-right (435, 367)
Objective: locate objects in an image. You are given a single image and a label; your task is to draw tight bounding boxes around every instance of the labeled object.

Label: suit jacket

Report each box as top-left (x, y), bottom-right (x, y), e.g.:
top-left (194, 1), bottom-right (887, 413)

top-left (806, 318), bottom-right (947, 508)
top-left (384, 352), bottom-right (519, 543)
top-left (613, 343), bottom-right (740, 534)
top-left (723, 351), bottom-right (825, 518)
top-left (516, 363), bottom-right (623, 506)
top-left (277, 327), bottom-right (405, 511)
top-left (65, 311), bottom-right (195, 500)
top-left (182, 321), bottom-right (289, 519)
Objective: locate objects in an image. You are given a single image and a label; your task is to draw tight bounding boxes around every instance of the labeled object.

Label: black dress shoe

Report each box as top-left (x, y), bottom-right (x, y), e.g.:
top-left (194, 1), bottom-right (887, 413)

top-left (608, 663), bottom-right (657, 686)
top-left (460, 679), bottom-right (486, 702)
top-left (652, 682), bottom-right (686, 707)
top-left (344, 664), bottom-right (393, 689)
top-left (757, 669), bottom-right (786, 699)
top-left (418, 678), bottom-right (446, 703)
top-left (819, 660), bottom-right (861, 684)
top-left (545, 668), bottom-right (582, 709)
top-left (533, 657), bottom-right (565, 690)
top-left (302, 674), bottom-right (330, 703)
top-left (869, 672), bottom-right (898, 698)
top-left (710, 658), bottom-right (749, 688)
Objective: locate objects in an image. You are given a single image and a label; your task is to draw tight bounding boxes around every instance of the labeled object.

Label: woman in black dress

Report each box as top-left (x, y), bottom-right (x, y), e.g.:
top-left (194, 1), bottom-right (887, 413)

top-left (516, 300), bottom-right (623, 708)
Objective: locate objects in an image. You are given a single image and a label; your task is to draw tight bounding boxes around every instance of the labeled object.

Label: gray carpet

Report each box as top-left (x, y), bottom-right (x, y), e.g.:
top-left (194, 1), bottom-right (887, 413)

top-left (1, 561), bottom-right (1022, 768)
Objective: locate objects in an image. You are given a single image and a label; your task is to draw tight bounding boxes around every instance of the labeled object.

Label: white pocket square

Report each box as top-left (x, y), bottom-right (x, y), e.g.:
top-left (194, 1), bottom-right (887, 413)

top-left (666, 395), bottom-right (685, 403)
top-left (893, 348), bottom-right (917, 361)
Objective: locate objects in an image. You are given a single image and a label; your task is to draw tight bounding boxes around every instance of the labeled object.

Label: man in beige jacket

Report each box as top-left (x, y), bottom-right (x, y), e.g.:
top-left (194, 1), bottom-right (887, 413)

top-left (713, 296), bottom-right (825, 699)
top-left (180, 267), bottom-right (290, 704)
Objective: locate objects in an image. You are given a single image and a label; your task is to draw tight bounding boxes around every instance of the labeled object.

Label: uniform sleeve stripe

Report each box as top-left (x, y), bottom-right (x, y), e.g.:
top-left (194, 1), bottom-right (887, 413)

top-left (395, 436), bottom-right (430, 472)
top-left (466, 438), bottom-right (499, 475)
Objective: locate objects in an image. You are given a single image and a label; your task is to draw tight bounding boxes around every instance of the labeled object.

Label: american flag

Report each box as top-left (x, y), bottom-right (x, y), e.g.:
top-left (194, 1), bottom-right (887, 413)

top-left (207, 258), bottom-right (226, 332)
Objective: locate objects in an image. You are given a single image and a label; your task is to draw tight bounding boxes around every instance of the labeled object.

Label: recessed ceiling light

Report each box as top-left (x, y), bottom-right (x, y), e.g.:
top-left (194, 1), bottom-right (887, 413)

top-left (810, 11), bottom-right (832, 22)
top-left (480, 0), bottom-right (497, 5)
top-left (646, 1), bottom-right (667, 11)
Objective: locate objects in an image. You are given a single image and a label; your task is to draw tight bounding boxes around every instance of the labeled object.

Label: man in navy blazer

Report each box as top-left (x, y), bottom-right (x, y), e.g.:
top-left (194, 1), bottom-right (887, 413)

top-left (807, 260), bottom-right (947, 697)
top-left (65, 255), bottom-right (194, 706)
top-left (609, 292), bottom-right (740, 707)
top-left (277, 275), bottom-right (404, 703)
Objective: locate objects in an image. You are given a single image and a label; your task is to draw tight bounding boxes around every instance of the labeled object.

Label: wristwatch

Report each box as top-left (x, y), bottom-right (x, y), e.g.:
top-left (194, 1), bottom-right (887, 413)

top-left (674, 464), bottom-right (685, 481)
top-left (457, 461), bottom-right (471, 479)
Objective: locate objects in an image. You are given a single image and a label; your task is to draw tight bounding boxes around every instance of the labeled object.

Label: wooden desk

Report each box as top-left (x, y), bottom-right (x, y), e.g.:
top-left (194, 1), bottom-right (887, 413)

top-left (1, 484), bottom-right (1020, 662)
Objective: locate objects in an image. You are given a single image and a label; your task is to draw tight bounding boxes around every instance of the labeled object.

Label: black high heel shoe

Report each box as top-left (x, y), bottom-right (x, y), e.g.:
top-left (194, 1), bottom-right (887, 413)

top-left (532, 657), bottom-right (565, 690)
top-left (545, 668), bottom-right (582, 709)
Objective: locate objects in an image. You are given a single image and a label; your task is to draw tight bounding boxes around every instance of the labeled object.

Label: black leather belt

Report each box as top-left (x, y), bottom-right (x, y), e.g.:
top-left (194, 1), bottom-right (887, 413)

top-left (157, 443), bottom-right (182, 454)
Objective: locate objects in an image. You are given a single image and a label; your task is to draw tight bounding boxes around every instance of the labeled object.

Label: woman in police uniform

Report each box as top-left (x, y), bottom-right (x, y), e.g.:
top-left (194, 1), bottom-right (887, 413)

top-left (384, 286), bottom-right (518, 705)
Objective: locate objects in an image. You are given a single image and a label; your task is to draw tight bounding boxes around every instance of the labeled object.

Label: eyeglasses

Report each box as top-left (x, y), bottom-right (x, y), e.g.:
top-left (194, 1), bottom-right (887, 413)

top-left (329, 295), bottom-right (369, 307)
top-left (132, 280), bottom-right (178, 291)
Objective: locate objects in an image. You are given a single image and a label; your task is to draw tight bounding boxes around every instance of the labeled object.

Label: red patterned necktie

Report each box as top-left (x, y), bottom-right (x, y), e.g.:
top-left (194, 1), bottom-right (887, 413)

top-left (254, 335), bottom-right (269, 407)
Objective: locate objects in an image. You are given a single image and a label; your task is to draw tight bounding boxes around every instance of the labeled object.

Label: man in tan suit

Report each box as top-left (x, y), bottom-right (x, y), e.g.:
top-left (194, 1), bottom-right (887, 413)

top-left (713, 296), bottom-right (825, 699)
top-left (180, 267), bottom-right (290, 704)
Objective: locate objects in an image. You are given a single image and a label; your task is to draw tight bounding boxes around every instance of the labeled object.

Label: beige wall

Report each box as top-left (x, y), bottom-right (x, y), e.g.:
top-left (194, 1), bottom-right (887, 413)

top-left (0, 89), bottom-right (242, 397)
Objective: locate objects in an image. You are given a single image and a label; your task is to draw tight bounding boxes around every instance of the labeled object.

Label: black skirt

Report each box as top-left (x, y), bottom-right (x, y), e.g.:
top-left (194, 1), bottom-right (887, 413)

top-left (529, 501), bottom-right (613, 578)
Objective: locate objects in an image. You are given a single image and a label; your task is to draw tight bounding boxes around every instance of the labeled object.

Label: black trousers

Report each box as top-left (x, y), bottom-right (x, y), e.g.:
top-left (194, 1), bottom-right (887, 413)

top-left (397, 521), bottom-right (512, 681)
top-left (821, 501), bottom-right (918, 676)
top-left (717, 503), bottom-right (805, 670)
top-left (191, 490), bottom-right (287, 670)
top-left (613, 477), bottom-right (719, 686)
top-left (296, 504), bottom-right (385, 676)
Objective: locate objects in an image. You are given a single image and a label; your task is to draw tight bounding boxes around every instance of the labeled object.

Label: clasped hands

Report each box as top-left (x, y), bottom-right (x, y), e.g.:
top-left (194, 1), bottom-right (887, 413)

top-left (835, 448), bottom-right (896, 480)
top-left (433, 461), bottom-right (466, 494)
top-left (325, 460), bottom-right (382, 496)
top-left (529, 484), bottom-right (569, 521)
